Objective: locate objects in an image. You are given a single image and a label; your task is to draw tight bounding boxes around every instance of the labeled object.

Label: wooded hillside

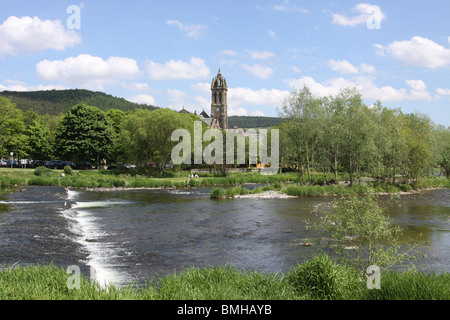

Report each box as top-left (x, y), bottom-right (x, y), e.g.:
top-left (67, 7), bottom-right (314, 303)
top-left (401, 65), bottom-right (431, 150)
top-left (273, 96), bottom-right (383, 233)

top-left (0, 89), bottom-right (158, 115)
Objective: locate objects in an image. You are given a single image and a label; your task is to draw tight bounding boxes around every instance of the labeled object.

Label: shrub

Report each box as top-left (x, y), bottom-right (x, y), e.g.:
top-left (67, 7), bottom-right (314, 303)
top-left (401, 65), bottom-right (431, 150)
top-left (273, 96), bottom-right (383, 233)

top-left (285, 253), bottom-right (362, 300)
top-left (63, 165), bottom-right (73, 176)
top-left (34, 166), bottom-right (52, 177)
top-left (210, 187), bottom-right (226, 198)
top-left (28, 177), bottom-right (59, 186)
top-left (399, 184), bottom-right (412, 192)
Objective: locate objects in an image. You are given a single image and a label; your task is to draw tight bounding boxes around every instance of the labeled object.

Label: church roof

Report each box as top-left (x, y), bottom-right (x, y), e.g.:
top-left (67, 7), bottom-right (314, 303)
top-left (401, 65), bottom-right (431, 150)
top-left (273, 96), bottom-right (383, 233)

top-left (200, 110), bottom-right (210, 118)
top-left (179, 107), bottom-right (190, 114)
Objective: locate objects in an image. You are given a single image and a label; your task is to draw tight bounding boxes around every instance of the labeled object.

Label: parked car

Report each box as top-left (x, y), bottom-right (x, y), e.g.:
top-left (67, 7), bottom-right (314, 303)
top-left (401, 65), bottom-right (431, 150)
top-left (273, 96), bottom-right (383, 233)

top-left (5, 160), bottom-right (19, 168)
top-left (45, 160), bottom-right (76, 169)
top-left (76, 161), bottom-right (94, 170)
top-left (32, 160), bottom-right (46, 168)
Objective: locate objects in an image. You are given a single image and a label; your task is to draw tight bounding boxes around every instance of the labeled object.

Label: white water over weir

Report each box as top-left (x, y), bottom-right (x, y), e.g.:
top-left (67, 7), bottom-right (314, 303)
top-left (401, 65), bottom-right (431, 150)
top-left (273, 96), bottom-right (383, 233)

top-left (62, 189), bottom-right (132, 287)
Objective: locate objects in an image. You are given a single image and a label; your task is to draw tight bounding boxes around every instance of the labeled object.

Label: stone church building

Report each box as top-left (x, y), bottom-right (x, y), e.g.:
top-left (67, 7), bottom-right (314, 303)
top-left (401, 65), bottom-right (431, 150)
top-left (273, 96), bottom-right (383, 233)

top-left (179, 69), bottom-right (228, 130)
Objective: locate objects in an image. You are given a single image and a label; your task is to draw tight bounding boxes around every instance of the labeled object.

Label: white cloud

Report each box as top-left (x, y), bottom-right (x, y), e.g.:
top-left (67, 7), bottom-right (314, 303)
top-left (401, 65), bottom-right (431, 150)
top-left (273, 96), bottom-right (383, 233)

top-left (251, 110), bottom-right (266, 117)
top-left (127, 94), bottom-right (156, 105)
top-left (331, 3), bottom-right (386, 27)
top-left (0, 16), bottom-right (81, 55)
top-left (359, 63), bottom-right (377, 74)
top-left (146, 57), bottom-right (210, 80)
top-left (268, 29), bottom-right (276, 39)
top-left (0, 79), bottom-right (67, 91)
top-left (36, 54), bottom-right (139, 90)
top-left (241, 64), bottom-right (274, 79)
top-left (245, 50), bottom-right (276, 60)
top-left (328, 59), bottom-right (376, 74)
top-left (228, 107), bottom-right (248, 116)
top-left (405, 80), bottom-right (432, 100)
top-left (220, 50), bottom-right (238, 56)
top-left (437, 88), bottom-right (450, 96)
top-left (229, 87), bottom-right (289, 108)
top-left (328, 59), bottom-right (359, 74)
top-left (123, 82), bottom-right (150, 91)
top-left (287, 76), bottom-right (433, 102)
top-left (272, 0), bottom-right (308, 14)
top-left (291, 66), bottom-right (302, 74)
top-left (166, 19), bottom-right (208, 39)
top-left (190, 82), bottom-right (210, 94)
top-left (375, 36), bottom-right (450, 69)
top-left (167, 88), bottom-right (210, 113)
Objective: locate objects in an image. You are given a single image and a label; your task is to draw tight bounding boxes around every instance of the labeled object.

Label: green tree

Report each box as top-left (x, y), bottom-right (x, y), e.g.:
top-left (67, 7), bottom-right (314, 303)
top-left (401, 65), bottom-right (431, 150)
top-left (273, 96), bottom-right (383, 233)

top-left (280, 86), bottom-right (324, 184)
top-left (403, 113), bottom-right (433, 181)
top-left (0, 97), bottom-right (28, 158)
top-left (119, 108), bottom-right (195, 175)
top-left (54, 104), bottom-right (115, 166)
top-left (431, 125), bottom-right (450, 177)
top-left (307, 193), bottom-right (419, 273)
top-left (26, 119), bottom-right (53, 160)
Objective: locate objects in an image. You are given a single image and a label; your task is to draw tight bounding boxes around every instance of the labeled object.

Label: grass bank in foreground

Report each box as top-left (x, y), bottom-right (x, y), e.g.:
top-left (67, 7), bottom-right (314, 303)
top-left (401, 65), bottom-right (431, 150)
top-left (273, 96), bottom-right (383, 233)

top-left (1, 254), bottom-right (448, 300)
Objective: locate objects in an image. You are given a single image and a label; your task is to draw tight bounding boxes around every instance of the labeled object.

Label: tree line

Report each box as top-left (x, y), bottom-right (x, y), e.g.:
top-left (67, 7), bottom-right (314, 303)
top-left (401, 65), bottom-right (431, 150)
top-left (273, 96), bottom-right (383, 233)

top-left (0, 85), bottom-right (449, 180)
top-left (279, 86), bottom-right (450, 184)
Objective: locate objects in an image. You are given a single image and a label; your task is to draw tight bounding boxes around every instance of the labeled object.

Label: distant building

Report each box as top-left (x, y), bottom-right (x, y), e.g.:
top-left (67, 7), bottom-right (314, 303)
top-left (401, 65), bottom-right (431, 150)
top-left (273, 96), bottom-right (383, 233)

top-left (179, 69), bottom-right (228, 130)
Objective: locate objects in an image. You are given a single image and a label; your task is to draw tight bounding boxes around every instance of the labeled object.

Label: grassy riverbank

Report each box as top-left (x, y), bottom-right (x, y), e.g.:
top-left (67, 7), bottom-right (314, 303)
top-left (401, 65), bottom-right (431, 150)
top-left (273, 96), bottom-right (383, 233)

top-left (1, 254), bottom-right (448, 300)
top-left (0, 168), bottom-right (448, 197)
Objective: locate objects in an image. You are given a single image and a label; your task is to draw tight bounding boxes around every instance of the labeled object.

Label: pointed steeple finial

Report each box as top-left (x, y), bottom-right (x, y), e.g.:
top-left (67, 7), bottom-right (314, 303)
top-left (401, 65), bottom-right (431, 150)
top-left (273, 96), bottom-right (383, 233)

top-left (218, 67), bottom-right (221, 75)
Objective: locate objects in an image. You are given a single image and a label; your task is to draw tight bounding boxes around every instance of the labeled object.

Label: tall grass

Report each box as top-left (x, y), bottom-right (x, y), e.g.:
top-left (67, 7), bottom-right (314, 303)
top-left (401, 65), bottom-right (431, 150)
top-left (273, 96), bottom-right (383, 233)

top-left (1, 258), bottom-right (448, 300)
top-left (360, 270), bottom-right (450, 300)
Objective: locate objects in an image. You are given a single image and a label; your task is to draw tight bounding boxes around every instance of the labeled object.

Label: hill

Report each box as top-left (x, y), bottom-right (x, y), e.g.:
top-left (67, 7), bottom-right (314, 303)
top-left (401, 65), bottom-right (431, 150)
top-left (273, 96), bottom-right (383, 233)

top-left (228, 115), bottom-right (283, 128)
top-left (0, 89), bottom-right (158, 115)
top-left (0, 89), bottom-right (283, 128)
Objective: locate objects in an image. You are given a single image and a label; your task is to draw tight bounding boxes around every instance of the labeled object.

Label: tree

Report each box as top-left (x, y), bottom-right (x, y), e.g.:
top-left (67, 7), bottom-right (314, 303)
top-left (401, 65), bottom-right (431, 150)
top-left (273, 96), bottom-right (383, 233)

top-left (119, 108), bottom-right (195, 175)
top-left (26, 119), bottom-right (53, 160)
top-left (54, 104), bottom-right (115, 166)
top-left (0, 97), bottom-right (28, 158)
top-left (431, 125), bottom-right (450, 177)
top-left (280, 86), bottom-right (324, 184)
top-left (307, 193), bottom-right (420, 273)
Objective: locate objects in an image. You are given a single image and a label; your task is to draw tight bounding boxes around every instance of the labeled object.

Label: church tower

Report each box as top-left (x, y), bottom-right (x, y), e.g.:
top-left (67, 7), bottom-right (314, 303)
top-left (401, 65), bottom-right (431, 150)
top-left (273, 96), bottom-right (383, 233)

top-left (211, 68), bottom-right (228, 130)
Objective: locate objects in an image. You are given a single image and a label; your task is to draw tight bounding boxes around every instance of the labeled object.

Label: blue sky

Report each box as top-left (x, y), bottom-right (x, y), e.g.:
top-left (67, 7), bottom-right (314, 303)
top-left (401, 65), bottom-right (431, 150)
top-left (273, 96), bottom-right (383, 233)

top-left (0, 0), bottom-right (449, 126)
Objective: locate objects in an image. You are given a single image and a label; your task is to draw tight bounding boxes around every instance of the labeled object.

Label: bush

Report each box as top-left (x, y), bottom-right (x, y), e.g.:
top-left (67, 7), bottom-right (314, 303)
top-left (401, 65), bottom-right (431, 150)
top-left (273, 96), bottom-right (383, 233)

top-left (63, 165), bottom-right (73, 175)
top-left (285, 253), bottom-right (362, 300)
top-left (28, 177), bottom-right (60, 186)
top-left (210, 187), bottom-right (226, 198)
top-left (399, 184), bottom-right (413, 192)
top-left (34, 166), bottom-right (52, 177)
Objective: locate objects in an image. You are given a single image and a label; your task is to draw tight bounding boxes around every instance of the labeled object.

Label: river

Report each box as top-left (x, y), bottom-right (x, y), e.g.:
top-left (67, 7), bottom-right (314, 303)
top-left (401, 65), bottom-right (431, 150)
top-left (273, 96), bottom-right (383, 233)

top-left (0, 186), bottom-right (448, 287)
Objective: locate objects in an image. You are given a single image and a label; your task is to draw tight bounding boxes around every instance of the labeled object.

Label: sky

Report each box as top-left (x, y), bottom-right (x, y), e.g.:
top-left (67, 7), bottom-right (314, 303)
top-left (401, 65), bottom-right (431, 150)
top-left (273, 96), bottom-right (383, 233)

top-left (0, 0), bottom-right (449, 126)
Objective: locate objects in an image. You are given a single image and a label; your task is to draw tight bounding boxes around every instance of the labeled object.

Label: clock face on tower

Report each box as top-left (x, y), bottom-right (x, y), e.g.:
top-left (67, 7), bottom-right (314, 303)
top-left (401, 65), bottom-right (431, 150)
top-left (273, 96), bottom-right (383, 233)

top-left (216, 107), bottom-right (220, 112)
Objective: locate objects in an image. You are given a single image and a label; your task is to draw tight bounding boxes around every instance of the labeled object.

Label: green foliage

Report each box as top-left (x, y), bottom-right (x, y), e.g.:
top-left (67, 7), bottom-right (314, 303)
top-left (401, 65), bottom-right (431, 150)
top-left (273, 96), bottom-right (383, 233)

top-left (0, 89), bottom-right (158, 116)
top-left (210, 187), bottom-right (226, 198)
top-left (285, 253), bottom-right (362, 300)
top-left (228, 116), bottom-right (282, 128)
top-left (280, 86), bottom-right (440, 185)
top-left (0, 97), bottom-right (28, 158)
top-left (34, 166), bottom-right (52, 177)
top-left (119, 108), bottom-right (195, 175)
top-left (1, 262), bottom-right (448, 300)
top-left (54, 103), bottom-right (115, 164)
top-left (361, 271), bottom-right (450, 300)
top-left (63, 166), bottom-right (73, 175)
top-left (28, 177), bottom-right (60, 186)
top-left (307, 193), bottom-right (419, 273)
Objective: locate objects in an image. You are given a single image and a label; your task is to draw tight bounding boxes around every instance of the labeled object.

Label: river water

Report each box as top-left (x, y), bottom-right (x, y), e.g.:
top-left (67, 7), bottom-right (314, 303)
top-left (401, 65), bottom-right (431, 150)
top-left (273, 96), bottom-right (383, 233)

top-left (0, 186), bottom-right (448, 287)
